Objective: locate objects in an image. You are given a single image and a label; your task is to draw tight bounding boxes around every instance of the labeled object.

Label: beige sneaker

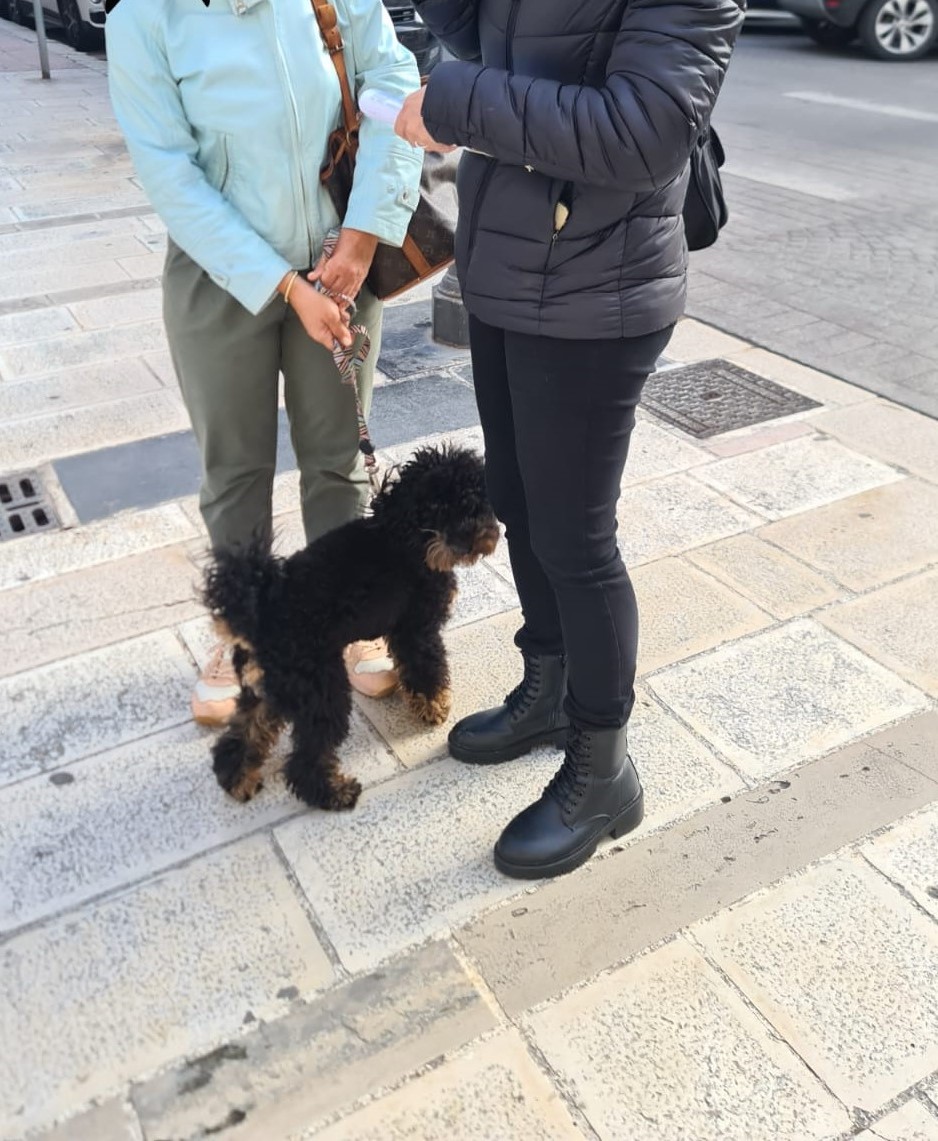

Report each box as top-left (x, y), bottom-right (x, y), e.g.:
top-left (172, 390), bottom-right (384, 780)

top-left (344, 638), bottom-right (399, 699)
top-left (192, 641), bottom-right (241, 727)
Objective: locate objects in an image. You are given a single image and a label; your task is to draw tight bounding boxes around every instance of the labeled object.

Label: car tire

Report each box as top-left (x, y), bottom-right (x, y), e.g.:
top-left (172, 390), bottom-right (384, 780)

top-left (800, 16), bottom-right (856, 44)
top-left (858, 0), bottom-right (938, 57)
top-left (57, 0), bottom-right (96, 49)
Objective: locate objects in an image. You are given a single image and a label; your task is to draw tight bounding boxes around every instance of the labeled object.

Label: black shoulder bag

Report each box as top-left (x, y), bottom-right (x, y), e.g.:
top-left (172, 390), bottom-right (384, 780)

top-left (683, 124), bottom-right (728, 252)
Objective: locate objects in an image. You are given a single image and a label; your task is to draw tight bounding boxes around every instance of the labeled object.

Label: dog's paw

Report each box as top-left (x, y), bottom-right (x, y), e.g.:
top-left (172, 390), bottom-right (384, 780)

top-left (220, 767), bottom-right (264, 803)
top-left (403, 686), bottom-right (452, 727)
top-left (321, 774), bottom-right (362, 811)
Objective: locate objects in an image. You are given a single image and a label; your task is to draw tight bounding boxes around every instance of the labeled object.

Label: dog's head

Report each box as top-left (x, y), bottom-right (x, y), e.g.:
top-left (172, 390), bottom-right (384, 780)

top-left (371, 444), bottom-right (499, 571)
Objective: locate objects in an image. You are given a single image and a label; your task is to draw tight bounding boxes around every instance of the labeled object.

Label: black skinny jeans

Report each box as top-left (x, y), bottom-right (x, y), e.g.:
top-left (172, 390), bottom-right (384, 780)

top-left (470, 317), bottom-right (674, 731)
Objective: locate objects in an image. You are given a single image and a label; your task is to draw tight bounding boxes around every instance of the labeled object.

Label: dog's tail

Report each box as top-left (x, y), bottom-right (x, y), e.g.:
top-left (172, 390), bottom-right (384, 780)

top-left (203, 534), bottom-right (283, 647)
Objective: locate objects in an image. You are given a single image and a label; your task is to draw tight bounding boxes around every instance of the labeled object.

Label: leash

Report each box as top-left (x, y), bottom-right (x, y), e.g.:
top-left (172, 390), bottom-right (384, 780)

top-left (315, 231), bottom-right (381, 491)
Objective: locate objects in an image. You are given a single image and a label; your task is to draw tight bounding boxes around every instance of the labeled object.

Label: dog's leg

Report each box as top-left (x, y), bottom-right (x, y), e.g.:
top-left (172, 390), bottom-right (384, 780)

top-left (212, 687), bottom-right (283, 802)
top-left (389, 580), bottom-right (453, 726)
top-left (282, 659), bottom-right (362, 811)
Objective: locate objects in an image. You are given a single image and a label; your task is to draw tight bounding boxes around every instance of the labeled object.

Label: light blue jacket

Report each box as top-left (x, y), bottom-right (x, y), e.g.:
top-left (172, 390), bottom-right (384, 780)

top-left (106, 0), bottom-right (423, 314)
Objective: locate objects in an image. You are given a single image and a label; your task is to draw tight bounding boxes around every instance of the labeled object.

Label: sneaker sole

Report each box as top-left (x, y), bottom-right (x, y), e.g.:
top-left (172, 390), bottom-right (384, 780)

top-left (448, 725), bottom-right (569, 765)
top-left (493, 790), bottom-right (645, 880)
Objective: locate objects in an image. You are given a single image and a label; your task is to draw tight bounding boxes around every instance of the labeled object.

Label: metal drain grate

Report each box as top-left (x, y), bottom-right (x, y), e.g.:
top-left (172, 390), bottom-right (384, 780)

top-left (644, 359), bottom-right (820, 438)
top-left (0, 471), bottom-right (60, 542)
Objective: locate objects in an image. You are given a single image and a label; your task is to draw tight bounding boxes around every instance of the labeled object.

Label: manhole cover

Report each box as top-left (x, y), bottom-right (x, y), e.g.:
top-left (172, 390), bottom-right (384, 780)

top-left (0, 471), bottom-right (60, 541)
top-left (644, 359), bottom-right (820, 438)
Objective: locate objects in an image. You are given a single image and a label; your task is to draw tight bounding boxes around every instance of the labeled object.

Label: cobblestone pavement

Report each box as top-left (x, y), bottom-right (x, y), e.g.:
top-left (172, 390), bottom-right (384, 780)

top-left (689, 31), bottom-right (938, 418)
top-left (2, 19), bottom-right (938, 1141)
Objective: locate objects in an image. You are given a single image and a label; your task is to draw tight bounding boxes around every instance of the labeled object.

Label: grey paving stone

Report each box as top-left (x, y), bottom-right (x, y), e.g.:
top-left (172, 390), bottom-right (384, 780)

top-left (527, 938), bottom-right (849, 1141)
top-left (703, 417), bottom-right (814, 459)
top-left (0, 835), bottom-right (332, 1139)
top-left (649, 619), bottom-right (927, 780)
top-left (856, 1102), bottom-right (938, 1141)
top-left (621, 417), bottom-right (710, 485)
top-left (723, 347), bottom-right (873, 409)
top-left (0, 305), bottom-right (76, 346)
top-left (0, 544), bottom-right (202, 679)
top-left (26, 1099), bottom-right (140, 1141)
top-left (813, 399), bottom-right (938, 485)
top-left (0, 503), bottom-right (197, 592)
top-left (820, 570), bottom-right (938, 696)
top-left (132, 941), bottom-right (495, 1141)
top-left (457, 717), bottom-right (938, 1015)
top-left (694, 854), bottom-right (938, 1110)
top-left (310, 1032), bottom-right (581, 1141)
top-left (377, 299), bottom-right (470, 379)
top-left (0, 358), bottom-right (163, 423)
top-left (275, 749), bottom-right (561, 973)
top-left (449, 561), bottom-right (519, 629)
top-left (632, 556), bottom-right (771, 674)
top-left (862, 803), bottom-right (938, 923)
top-left (760, 479), bottom-right (938, 591)
top-left (695, 434), bottom-right (903, 521)
top-left (0, 628), bottom-right (194, 787)
top-left (617, 473), bottom-right (761, 566)
top-left (69, 285), bottom-right (162, 329)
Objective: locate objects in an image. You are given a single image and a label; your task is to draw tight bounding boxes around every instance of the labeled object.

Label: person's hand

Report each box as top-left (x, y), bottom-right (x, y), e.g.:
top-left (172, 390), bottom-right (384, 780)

top-left (394, 88), bottom-right (457, 153)
top-left (281, 274), bottom-right (352, 350)
top-left (308, 228), bottom-right (378, 303)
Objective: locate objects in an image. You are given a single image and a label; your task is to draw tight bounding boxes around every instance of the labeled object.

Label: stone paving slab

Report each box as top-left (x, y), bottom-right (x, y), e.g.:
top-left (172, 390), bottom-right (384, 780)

top-left (309, 1032), bottom-right (581, 1141)
top-left (131, 940), bottom-right (495, 1141)
top-left (0, 358), bottom-right (165, 423)
top-left (0, 317), bottom-right (167, 378)
top-left (526, 938), bottom-right (849, 1141)
top-left (812, 400), bottom-right (938, 485)
top-left (0, 834), bottom-right (333, 1139)
top-left (0, 502), bottom-right (197, 591)
top-left (27, 1100), bottom-right (140, 1141)
top-left (759, 479), bottom-right (938, 592)
top-left (649, 619), bottom-right (928, 780)
top-left (862, 803), bottom-right (938, 923)
top-left (456, 714), bottom-right (938, 1015)
top-left (0, 628), bottom-right (194, 788)
top-left (620, 417), bottom-right (710, 486)
top-left (694, 854), bottom-right (938, 1110)
top-left (856, 1102), bottom-right (938, 1141)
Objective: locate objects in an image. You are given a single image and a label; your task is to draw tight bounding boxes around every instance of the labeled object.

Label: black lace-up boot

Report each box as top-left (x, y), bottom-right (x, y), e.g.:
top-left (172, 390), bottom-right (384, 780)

top-left (493, 724), bottom-right (644, 879)
top-left (447, 653), bottom-right (569, 764)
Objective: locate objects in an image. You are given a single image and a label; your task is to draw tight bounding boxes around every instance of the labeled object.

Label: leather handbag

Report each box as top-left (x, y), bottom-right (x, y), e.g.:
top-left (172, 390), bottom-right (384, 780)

top-left (312, 0), bottom-right (458, 300)
top-left (683, 124), bottom-right (728, 252)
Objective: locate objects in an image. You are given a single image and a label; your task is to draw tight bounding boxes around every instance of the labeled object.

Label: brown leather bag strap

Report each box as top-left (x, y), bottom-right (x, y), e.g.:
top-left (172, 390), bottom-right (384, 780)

top-left (310, 0), bottom-right (359, 144)
top-left (401, 234), bottom-right (433, 277)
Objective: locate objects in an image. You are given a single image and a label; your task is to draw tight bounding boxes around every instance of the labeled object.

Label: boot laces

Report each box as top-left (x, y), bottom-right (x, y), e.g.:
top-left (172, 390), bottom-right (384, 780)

top-left (546, 726), bottom-right (592, 809)
top-left (503, 656), bottom-right (543, 720)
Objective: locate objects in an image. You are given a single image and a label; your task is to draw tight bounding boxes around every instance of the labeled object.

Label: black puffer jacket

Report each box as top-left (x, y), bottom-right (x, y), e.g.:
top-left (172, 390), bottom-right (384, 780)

top-left (418, 0), bottom-right (743, 339)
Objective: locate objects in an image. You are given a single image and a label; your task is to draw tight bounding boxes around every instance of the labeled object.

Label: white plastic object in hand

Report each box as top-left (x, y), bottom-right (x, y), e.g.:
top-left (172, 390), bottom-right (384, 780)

top-left (359, 89), bottom-right (405, 126)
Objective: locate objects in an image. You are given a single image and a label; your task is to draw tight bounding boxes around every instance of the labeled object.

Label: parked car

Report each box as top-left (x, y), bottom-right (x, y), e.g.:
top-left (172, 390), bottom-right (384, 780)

top-left (743, 0), bottom-right (800, 25)
top-left (779, 0), bottom-right (937, 58)
top-left (12, 0), bottom-right (103, 51)
top-left (384, 1), bottom-right (442, 75)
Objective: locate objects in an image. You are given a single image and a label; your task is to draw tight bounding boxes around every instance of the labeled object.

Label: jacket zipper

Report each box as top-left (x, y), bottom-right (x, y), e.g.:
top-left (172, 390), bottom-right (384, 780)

top-left (268, 7), bottom-right (315, 266)
top-left (506, 0), bottom-right (521, 70)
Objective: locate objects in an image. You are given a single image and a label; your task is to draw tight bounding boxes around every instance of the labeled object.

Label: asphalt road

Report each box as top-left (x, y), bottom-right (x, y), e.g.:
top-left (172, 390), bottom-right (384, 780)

top-left (694, 26), bottom-right (938, 417)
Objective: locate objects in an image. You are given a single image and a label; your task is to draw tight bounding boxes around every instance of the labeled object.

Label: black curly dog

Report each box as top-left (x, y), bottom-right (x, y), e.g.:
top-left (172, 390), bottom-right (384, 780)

top-left (203, 445), bottom-right (499, 810)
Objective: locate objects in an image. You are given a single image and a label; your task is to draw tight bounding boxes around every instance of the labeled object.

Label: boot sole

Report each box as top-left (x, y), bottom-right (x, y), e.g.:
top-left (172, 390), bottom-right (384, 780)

top-left (449, 725), bottom-right (569, 766)
top-left (493, 790), bottom-right (645, 880)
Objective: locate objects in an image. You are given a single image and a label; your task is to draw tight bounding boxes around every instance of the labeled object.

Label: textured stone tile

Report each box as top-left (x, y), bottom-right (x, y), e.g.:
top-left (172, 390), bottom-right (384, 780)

top-left (69, 286), bottom-right (162, 328)
top-left (276, 750), bottom-right (561, 972)
top-left (724, 346), bottom-right (875, 408)
top-left (0, 358), bottom-right (163, 423)
top-left (666, 318), bottom-right (751, 363)
top-left (356, 608), bottom-right (522, 768)
top-left (0, 390), bottom-right (188, 466)
top-left (617, 473), bottom-right (760, 566)
top-left (0, 319), bottom-right (166, 379)
top-left (856, 1102), bottom-right (938, 1141)
top-left (527, 939), bottom-right (849, 1141)
top-left (309, 1033), bottom-right (580, 1141)
top-left (0, 504), bottom-right (197, 591)
top-left (449, 562), bottom-right (518, 629)
top-left (820, 570), bottom-right (938, 695)
top-left (133, 941), bottom-right (495, 1141)
top-left (760, 480), bottom-right (938, 591)
top-left (0, 629), bottom-right (194, 787)
top-left (703, 418), bottom-right (814, 458)
top-left (696, 435), bottom-right (903, 520)
top-left (0, 306), bottom-right (76, 346)
top-left (0, 260), bottom-right (134, 310)
top-left (862, 804), bottom-right (938, 923)
top-left (27, 1099), bottom-right (140, 1141)
top-left (813, 400), bottom-right (938, 484)
top-left (0, 545), bottom-right (202, 679)
top-left (0, 232), bottom-right (143, 275)
top-left (378, 424), bottom-right (486, 469)
top-left (688, 533), bottom-right (842, 620)
top-left (621, 418), bottom-right (709, 485)
top-left (0, 835), bottom-right (332, 1138)
top-left (649, 620), bottom-right (927, 780)
top-left (694, 855), bottom-right (938, 1110)
top-left (632, 557), bottom-right (771, 674)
